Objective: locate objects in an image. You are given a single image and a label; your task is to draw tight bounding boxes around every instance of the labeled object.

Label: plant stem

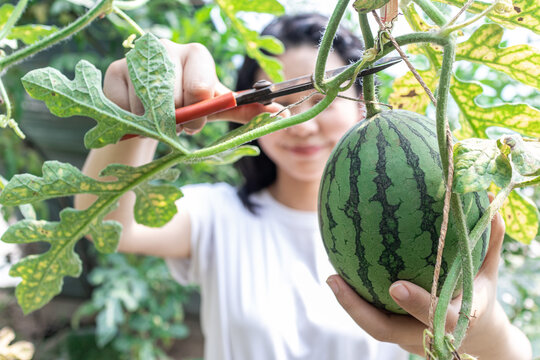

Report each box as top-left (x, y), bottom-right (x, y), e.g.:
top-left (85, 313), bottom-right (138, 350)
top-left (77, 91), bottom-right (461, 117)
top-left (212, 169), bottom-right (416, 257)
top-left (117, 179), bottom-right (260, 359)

top-left (412, 0), bottom-right (448, 26)
top-left (0, 0), bottom-right (114, 71)
top-left (112, 5), bottom-right (146, 36)
top-left (440, 3), bottom-right (498, 36)
top-left (0, 77), bottom-right (24, 138)
top-left (0, 0), bottom-right (29, 43)
top-left (326, 32), bottom-right (448, 95)
top-left (429, 37), bottom-right (471, 360)
top-left (358, 13), bottom-right (380, 118)
top-left (314, 0), bottom-right (350, 92)
top-left (450, 194), bottom-right (474, 348)
top-left (434, 184), bottom-right (513, 353)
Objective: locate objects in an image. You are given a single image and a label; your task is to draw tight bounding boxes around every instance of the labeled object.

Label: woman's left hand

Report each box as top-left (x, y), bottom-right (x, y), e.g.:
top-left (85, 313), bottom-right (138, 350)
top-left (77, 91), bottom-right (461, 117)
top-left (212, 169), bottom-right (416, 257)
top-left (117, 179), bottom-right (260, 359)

top-left (326, 211), bottom-right (532, 359)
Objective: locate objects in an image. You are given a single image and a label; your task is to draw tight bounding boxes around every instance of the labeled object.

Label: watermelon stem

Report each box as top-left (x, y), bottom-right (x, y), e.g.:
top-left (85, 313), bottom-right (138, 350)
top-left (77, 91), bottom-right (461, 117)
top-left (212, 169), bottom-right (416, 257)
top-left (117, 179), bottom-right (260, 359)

top-left (314, 0), bottom-right (350, 93)
top-left (412, 0), bottom-right (447, 27)
top-left (357, 13), bottom-right (381, 118)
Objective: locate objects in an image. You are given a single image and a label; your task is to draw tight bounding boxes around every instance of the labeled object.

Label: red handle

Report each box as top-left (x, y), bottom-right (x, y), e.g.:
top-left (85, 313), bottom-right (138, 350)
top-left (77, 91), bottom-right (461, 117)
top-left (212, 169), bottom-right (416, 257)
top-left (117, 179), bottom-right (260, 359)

top-left (121, 92), bottom-right (237, 141)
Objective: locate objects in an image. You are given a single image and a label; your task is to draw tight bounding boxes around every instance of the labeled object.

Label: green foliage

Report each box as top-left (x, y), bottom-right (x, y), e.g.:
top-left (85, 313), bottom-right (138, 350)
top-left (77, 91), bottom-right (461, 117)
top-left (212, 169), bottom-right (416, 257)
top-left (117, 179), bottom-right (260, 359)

top-left (391, 2), bottom-right (539, 244)
top-left (72, 253), bottom-right (194, 360)
top-left (216, 0), bottom-right (286, 82)
top-left (453, 138), bottom-right (512, 193)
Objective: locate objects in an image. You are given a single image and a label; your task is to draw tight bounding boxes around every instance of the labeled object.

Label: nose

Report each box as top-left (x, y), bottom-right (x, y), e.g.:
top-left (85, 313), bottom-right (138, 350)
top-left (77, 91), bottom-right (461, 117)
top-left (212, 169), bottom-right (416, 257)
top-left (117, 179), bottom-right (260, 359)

top-left (287, 118), bottom-right (319, 137)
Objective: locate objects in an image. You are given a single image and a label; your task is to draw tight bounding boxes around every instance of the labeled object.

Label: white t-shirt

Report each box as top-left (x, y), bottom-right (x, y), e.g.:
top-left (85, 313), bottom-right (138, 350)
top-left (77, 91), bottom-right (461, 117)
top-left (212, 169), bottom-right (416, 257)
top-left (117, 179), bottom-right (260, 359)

top-left (166, 183), bottom-right (408, 360)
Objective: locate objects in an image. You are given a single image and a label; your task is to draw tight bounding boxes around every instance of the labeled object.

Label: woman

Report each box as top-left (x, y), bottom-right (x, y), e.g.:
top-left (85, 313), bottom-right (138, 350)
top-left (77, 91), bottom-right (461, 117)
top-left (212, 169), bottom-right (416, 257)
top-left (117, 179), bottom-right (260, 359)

top-left (75, 13), bottom-right (531, 360)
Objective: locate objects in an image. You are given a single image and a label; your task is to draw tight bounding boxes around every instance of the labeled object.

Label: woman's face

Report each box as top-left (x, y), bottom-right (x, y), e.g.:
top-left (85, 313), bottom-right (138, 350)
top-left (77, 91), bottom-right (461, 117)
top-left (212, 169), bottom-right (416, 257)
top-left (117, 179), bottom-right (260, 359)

top-left (257, 45), bottom-right (365, 183)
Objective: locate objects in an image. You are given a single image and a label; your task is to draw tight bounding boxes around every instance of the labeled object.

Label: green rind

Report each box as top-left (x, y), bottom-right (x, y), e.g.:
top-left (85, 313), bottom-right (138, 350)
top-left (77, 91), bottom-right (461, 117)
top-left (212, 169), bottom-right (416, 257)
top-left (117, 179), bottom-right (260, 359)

top-left (318, 110), bottom-right (490, 314)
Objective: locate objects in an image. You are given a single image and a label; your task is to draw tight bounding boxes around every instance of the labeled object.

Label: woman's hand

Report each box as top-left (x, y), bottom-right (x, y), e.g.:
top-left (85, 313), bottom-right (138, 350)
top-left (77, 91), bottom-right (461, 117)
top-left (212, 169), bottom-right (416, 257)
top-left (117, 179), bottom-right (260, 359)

top-left (327, 212), bottom-right (532, 359)
top-left (104, 39), bottom-right (283, 135)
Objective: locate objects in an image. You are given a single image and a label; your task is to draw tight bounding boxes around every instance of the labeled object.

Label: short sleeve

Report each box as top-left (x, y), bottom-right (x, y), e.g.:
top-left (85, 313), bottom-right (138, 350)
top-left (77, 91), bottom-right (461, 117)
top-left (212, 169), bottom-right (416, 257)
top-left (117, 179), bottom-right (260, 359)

top-left (165, 183), bottom-right (219, 286)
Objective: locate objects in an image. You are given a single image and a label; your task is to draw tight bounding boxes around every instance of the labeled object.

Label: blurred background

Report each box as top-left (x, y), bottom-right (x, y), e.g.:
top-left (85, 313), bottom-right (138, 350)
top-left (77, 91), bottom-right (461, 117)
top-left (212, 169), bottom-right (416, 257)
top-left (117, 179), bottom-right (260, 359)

top-left (0, 0), bottom-right (538, 359)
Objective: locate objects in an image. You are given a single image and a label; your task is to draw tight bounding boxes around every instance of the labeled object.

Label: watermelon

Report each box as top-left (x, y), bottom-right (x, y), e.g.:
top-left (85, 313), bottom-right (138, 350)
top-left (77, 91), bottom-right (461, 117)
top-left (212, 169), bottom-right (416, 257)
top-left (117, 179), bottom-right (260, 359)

top-left (318, 110), bottom-right (490, 314)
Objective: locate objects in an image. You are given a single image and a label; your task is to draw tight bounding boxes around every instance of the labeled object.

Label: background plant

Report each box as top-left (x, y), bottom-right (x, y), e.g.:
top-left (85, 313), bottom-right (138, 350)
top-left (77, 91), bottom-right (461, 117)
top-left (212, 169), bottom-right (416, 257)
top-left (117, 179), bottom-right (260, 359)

top-left (0, 0), bottom-right (538, 359)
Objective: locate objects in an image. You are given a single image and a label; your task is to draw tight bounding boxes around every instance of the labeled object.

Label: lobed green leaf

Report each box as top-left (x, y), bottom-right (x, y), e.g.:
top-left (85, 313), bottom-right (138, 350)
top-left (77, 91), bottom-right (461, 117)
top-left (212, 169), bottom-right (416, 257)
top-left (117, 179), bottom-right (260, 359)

top-left (435, 0), bottom-right (539, 34)
top-left (456, 24), bottom-right (540, 90)
top-left (451, 78), bottom-right (540, 139)
top-left (21, 33), bottom-right (183, 151)
top-left (388, 67), bottom-right (438, 113)
top-left (490, 184), bottom-right (539, 244)
top-left (499, 135), bottom-right (540, 177)
top-left (453, 138), bottom-right (512, 193)
top-left (0, 157), bottom-right (183, 313)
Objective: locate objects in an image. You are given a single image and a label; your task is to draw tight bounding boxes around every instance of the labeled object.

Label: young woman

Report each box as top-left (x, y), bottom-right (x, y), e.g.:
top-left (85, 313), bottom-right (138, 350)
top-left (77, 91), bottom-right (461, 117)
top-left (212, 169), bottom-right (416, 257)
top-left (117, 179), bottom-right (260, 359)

top-left (75, 13), bottom-right (531, 360)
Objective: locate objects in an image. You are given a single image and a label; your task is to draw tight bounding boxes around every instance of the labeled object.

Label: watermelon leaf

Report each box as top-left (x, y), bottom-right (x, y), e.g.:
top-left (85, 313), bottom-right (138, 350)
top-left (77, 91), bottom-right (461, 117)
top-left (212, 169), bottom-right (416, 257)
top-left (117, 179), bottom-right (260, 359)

top-left (455, 24), bottom-right (540, 90)
top-left (490, 184), bottom-right (539, 244)
top-left (0, 155), bottom-right (184, 314)
top-left (202, 145), bottom-right (260, 165)
top-left (453, 138), bottom-right (512, 193)
top-left (434, 0), bottom-right (539, 34)
top-left (498, 135), bottom-right (540, 177)
top-left (21, 33), bottom-right (186, 152)
top-left (215, 0), bottom-right (285, 82)
top-left (451, 78), bottom-right (540, 139)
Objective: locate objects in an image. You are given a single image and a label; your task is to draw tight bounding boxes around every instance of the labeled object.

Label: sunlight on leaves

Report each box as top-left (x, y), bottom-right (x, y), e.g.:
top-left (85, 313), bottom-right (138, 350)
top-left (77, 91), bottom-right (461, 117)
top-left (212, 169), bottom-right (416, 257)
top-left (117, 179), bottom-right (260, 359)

top-left (435, 0), bottom-right (539, 34)
top-left (456, 24), bottom-right (540, 90)
top-left (451, 78), bottom-right (540, 139)
top-left (453, 138), bottom-right (512, 193)
top-left (388, 68), bottom-right (438, 113)
top-left (490, 184), bottom-right (539, 244)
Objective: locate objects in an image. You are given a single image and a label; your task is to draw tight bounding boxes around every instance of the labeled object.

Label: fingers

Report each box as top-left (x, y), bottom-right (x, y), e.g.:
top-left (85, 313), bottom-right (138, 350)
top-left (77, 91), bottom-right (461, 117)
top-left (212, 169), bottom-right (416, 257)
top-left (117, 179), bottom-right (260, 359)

top-left (103, 59), bottom-right (131, 111)
top-left (478, 211), bottom-right (505, 277)
top-left (389, 281), bottom-right (459, 332)
top-left (327, 275), bottom-right (427, 345)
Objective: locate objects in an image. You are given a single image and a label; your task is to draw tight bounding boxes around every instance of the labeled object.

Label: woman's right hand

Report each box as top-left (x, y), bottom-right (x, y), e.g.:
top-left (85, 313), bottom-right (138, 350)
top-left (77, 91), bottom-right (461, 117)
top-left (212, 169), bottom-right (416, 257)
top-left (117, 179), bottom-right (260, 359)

top-left (103, 39), bottom-right (283, 135)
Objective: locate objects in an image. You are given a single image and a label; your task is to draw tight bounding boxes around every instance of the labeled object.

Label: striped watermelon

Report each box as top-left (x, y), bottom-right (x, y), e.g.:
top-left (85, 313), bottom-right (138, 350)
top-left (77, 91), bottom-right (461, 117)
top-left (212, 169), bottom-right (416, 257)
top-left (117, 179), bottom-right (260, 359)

top-left (318, 110), bottom-right (490, 314)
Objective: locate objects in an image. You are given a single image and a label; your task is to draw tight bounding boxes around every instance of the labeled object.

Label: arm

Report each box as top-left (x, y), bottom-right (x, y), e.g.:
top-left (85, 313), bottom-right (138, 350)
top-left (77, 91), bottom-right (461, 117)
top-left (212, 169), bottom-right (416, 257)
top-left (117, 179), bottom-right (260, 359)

top-left (74, 40), bottom-right (282, 259)
top-left (327, 212), bottom-right (532, 359)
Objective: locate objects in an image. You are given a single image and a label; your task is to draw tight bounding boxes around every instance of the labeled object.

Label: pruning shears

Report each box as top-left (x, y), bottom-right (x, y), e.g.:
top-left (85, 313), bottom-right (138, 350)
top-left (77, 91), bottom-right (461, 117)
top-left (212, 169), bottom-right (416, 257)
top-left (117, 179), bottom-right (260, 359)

top-left (122, 57), bottom-right (401, 140)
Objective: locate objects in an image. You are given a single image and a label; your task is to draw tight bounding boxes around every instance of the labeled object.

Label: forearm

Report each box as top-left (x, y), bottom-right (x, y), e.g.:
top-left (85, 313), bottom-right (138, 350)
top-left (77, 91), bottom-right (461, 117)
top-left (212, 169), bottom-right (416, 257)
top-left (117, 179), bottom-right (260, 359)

top-left (463, 302), bottom-right (532, 360)
top-left (74, 137), bottom-right (158, 232)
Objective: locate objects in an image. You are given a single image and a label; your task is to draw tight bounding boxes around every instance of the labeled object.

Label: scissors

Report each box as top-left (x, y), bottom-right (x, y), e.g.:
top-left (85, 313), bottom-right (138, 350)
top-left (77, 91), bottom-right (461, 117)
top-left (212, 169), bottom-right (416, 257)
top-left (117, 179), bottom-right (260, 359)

top-left (121, 57), bottom-right (401, 140)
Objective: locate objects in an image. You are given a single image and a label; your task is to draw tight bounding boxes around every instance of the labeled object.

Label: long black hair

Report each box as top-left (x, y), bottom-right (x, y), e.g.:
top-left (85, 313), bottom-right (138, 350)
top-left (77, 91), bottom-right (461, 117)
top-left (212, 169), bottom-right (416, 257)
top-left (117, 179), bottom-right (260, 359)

top-left (232, 13), bottom-right (364, 213)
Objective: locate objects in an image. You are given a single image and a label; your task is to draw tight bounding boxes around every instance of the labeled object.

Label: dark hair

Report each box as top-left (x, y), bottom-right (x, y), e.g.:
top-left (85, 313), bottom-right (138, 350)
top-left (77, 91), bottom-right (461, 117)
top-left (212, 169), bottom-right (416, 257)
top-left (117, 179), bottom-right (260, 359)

top-left (232, 13), bottom-right (364, 213)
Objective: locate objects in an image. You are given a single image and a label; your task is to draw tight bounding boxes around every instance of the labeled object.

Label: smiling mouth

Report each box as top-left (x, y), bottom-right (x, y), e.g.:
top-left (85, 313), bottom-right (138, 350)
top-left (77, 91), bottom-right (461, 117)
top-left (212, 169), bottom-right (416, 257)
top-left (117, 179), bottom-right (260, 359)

top-left (286, 145), bottom-right (326, 156)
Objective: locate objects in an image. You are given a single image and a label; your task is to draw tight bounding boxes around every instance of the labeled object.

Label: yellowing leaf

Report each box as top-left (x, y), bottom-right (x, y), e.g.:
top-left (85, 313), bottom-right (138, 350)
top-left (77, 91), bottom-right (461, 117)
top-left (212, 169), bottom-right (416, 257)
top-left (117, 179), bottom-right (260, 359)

top-left (453, 138), bottom-right (512, 193)
top-left (388, 68), bottom-right (438, 113)
top-left (456, 24), bottom-right (540, 90)
top-left (451, 78), bottom-right (540, 138)
top-left (490, 184), bottom-right (539, 244)
top-left (435, 0), bottom-right (539, 34)
top-left (21, 33), bottom-right (184, 151)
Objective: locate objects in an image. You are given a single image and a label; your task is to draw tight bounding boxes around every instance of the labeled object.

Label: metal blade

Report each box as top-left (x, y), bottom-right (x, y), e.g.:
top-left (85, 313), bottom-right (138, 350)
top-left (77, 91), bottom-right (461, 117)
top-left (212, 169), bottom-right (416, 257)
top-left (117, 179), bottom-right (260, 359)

top-left (236, 57), bottom-right (402, 105)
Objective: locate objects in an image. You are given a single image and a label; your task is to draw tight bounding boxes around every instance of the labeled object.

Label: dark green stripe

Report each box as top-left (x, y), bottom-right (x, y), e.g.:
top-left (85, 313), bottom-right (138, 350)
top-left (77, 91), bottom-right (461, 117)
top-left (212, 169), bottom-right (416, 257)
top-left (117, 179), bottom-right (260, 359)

top-left (368, 119), bottom-right (406, 293)
top-left (343, 121), bottom-right (384, 307)
top-left (384, 118), bottom-right (444, 276)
